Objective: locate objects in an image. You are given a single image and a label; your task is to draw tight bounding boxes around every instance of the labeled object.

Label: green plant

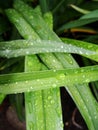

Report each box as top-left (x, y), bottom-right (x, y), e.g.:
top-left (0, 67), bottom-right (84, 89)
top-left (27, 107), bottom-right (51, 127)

top-left (0, 0), bottom-right (98, 130)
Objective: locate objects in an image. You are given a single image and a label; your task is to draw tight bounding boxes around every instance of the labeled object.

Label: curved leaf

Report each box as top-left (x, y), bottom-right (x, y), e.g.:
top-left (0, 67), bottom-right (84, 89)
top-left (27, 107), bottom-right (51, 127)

top-left (0, 39), bottom-right (97, 59)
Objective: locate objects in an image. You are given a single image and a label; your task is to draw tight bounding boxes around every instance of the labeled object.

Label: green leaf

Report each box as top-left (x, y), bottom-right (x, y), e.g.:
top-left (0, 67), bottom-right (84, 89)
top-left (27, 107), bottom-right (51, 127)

top-left (0, 39), bottom-right (98, 61)
top-left (70, 4), bottom-right (90, 14)
top-left (43, 12), bottom-right (53, 29)
top-left (5, 9), bottom-right (39, 40)
top-left (80, 9), bottom-right (98, 19)
top-left (39, 0), bottom-right (49, 13)
top-left (57, 10), bottom-right (98, 33)
top-left (0, 65), bottom-right (98, 94)
top-left (61, 38), bottom-right (98, 62)
top-left (25, 54), bottom-right (45, 130)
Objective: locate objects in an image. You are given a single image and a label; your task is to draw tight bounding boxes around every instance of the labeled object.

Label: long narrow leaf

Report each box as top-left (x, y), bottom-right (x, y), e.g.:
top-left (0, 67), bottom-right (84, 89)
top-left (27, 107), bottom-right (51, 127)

top-left (70, 4), bottom-right (90, 14)
top-left (57, 10), bottom-right (98, 33)
top-left (25, 54), bottom-right (46, 130)
top-left (0, 39), bottom-right (98, 61)
top-left (0, 65), bottom-right (98, 93)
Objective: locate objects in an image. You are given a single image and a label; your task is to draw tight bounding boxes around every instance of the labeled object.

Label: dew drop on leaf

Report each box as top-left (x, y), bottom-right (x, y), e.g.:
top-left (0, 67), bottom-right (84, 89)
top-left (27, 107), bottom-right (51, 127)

top-left (26, 51), bottom-right (29, 54)
top-left (94, 112), bottom-right (98, 119)
top-left (53, 69), bottom-right (56, 72)
top-left (15, 82), bottom-right (18, 85)
top-left (52, 83), bottom-right (57, 88)
top-left (60, 120), bottom-right (64, 128)
top-left (56, 74), bottom-right (65, 81)
top-left (50, 100), bottom-right (55, 104)
top-left (61, 45), bottom-right (64, 49)
top-left (48, 96), bottom-right (52, 100)
top-left (27, 89), bottom-right (30, 92)
top-left (82, 75), bottom-right (86, 78)
top-left (88, 44), bottom-right (93, 49)
top-left (52, 59), bottom-right (56, 63)
top-left (40, 81), bottom-right (44, 85)
top-left (30, 86), bottom-right (33, 89)
top-left (25, 81), bottom-right (28, 84)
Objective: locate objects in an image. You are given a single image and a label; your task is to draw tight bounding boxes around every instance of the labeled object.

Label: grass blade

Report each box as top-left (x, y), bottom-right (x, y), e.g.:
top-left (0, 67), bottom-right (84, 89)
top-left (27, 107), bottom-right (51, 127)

top-left (62, 38), bottom-right (98, 62)
top-left (0, 65), bottom-right (98, 93)
top-left (0, 39), bottom-right (98, 62)
top-left (70, 4), bottom-right (90, 14)
top-left (39, 0), bottom-right (49, 13)
top-left (25, 54), bottom-right (46, 130)
top-left (57, 10), bottom-right (98, 33)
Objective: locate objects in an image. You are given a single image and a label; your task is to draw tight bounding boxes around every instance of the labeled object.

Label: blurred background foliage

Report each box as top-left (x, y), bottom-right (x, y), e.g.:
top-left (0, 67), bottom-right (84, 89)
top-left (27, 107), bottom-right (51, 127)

top-left (0, 0), bottom-right (98, 42)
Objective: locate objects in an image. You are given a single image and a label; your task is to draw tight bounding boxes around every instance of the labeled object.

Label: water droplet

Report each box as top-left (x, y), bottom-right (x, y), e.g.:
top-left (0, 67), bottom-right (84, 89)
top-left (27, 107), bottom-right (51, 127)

top-left (5, 49), bottom-right (10, 54)
top-left (94, 112), bottom-right (98, 119)
top-left (79, 50), bottom-right (82, 54)
top-left (27, 89), bottom-right (30, 92)
top-left (56, 74), bottom-right (65, 80)
top-left (25, 81), bottom-right (28, 84)
top-left (52, 83), bottom-right (57, 88)
top-left (61, 45), bottom-right (64, 49)
top-left (60, 120), bottom-right (64, 128)
top-left (15, 82), bottom-right (18, 85)
top-left (53, 69), bottom-right (56, 72)
top-left (48, 96), bottom-right (52, 100)
top-left (50, 100), bottom-right (55, 104)
top-left (26, 51), bottom-right (29, 54)
top-left (37, 79), bottom-right (40, 82)
top-left (82, 75), bottom-right (86, 78)
top-left (81, 69), bottom-right (84, 72)
top-left (40, 81), bottom-right (44, 85)
top-left (14, 92), bottom-right (17, 94)
top-left (85, 78), bottom-right (89, 83)
top-left (52, 59), bottom-right (56, 63)
top-left (30, 86), bottom-right (33, 89)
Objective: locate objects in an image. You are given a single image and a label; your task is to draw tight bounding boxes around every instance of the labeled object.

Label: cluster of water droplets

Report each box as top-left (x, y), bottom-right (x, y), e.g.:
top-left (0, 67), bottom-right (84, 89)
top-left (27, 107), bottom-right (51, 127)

top-left (0, 39), bottom-right (97, 58)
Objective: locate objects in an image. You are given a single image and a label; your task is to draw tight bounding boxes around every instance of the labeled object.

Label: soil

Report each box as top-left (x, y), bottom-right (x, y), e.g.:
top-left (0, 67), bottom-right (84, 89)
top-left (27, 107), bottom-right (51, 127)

top-left (0, 87), bottom-right (88, 130)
